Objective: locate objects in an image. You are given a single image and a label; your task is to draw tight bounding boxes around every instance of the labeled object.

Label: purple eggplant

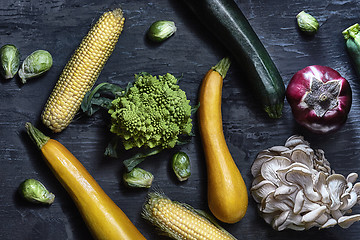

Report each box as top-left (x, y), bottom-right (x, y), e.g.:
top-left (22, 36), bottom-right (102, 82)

top-left (286, 65), bottom-right (352, 134)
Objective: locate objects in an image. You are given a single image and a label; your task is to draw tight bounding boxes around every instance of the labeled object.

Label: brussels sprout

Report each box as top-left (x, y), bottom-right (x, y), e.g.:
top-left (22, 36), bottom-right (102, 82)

top-left (18, 179), bottom-right (55, 204)
top-left (0, 44), bottom-right (20, 79)
top-left (172, 151), bottom-right (191, 181)
top-left (123, 167), bottom-right (154, 188)
top-left (296, 11), bottom-right (319, 35)
top-left (147, 20), bottom-right (177, 42)
top-left (18, 50), bottom-right (53, 84)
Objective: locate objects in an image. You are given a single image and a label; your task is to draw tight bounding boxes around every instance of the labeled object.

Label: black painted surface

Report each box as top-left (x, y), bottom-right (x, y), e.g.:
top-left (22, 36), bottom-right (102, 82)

top-left (1, 0), bottom-right (360, 239)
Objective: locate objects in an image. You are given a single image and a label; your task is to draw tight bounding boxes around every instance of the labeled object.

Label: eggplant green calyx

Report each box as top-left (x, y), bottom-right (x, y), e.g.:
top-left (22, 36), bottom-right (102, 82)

top-left (296, 11), bottom-right (319, 34)
top-left (19, 179), bottom-right (55, 204)
top-left (147, 20), bottom-right (177, 42)
top-left (0, 44), bottom-right (20, 79)
top-left (303, 78), bottom-right (341, 117)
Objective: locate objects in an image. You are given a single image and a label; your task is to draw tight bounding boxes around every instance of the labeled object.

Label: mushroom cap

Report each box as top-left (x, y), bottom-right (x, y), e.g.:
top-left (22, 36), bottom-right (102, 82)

top-left (338, 215), bottom-right (360, 228)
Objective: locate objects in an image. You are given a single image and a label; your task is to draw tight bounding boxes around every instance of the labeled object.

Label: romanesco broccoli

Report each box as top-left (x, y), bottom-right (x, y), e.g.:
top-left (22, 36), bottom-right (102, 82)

top-left (108, 72), bottom-right (193, 150)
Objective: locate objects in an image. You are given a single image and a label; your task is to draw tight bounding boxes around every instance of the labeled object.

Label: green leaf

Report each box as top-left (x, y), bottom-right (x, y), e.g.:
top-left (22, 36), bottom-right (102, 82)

top-left (81, 82), bottom-right (123, 116)
top-left (175, 135), bottom-right (192, 145)
top-left (123, 147), bottom-right (163, 172)
top-left (104, 135), bottom-right (123, 158)
top-left (176, 73), bottom-right (184, 82)
top-left (122, 81), bottom-right (133, 96)
top-left (191, 102), bottom-right (200, 115)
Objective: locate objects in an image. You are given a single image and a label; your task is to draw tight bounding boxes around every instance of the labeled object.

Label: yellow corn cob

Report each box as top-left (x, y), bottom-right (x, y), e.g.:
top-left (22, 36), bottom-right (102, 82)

top-left (142, 192), bottom-right (237, 240)
top-left (41, 8), bottom-right (125, 132)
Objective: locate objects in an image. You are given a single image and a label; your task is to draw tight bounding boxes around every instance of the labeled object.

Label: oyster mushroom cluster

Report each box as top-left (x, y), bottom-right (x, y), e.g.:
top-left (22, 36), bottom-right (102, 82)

top-left (251, 135), bottom-right (360, 231)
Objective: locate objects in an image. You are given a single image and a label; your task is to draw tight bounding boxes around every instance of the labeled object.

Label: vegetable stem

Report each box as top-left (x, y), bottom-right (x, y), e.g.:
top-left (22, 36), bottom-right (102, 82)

top-left (25, 122), bottom-right (50, 150)
top-left (212, 57), bottom-right (231, 79)
top-left (87, 82), bottom-right (109, 104)
top-left (343, 23), bottom-right (360, 48)
top-left (265, 103), bottom-right (284, 119)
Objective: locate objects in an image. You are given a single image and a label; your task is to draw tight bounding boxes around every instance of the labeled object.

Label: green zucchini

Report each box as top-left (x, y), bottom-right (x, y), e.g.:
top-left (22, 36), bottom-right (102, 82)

top-left (183, 0), bottom-right (285, 118)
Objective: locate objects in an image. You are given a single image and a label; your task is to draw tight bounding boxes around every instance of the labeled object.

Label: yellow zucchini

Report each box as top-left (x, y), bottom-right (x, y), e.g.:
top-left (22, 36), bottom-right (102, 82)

top-left (25, 122), bottom-right (146, 240)
top-left (198, 58), bottom-right (248, 223)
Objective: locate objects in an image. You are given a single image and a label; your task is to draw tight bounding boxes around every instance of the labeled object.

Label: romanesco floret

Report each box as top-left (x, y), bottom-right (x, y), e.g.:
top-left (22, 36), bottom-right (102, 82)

top-left (108, 73), bottom-right (193, 150)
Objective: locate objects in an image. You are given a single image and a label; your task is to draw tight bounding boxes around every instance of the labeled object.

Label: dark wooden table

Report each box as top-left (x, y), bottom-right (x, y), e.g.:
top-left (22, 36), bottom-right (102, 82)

top-left (1, 0), bottom-right (360, 239)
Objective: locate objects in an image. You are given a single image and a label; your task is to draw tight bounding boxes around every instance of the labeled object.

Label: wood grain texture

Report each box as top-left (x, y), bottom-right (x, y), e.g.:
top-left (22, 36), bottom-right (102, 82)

top-left (1, 0), bottom-right (360, 239)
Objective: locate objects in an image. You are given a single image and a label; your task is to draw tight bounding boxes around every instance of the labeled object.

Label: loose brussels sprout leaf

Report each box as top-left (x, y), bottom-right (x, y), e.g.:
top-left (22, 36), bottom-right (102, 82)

top-left (0, 44), bottom-right (20, 79)
top-left (18, 179), bottom-right (55, 204)
top-left (123, 167), bottom-right (154, 188)
top-left (172, 151), bottom-right (191, 181)
top-left (18, 50), bottom-right (53, 83)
